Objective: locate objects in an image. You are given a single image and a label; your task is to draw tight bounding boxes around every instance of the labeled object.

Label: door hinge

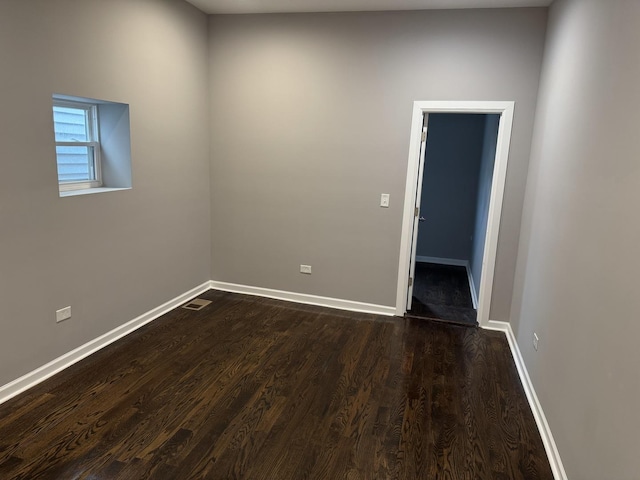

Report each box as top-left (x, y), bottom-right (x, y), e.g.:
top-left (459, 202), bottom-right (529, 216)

top-left (421, 131), bottom-right (427, 142)
top-left (408, 277), bottom-right (413, 287)
top-left (415, 206), bottom-right (419, 217)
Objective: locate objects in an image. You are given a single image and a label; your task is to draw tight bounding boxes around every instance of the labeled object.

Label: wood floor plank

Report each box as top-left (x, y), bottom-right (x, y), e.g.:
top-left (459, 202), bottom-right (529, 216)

top-left (0, 290), bottom-right (553, 479)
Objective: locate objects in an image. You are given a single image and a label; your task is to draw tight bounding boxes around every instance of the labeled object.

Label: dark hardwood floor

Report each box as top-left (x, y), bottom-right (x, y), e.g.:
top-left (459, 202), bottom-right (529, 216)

top-left (0, 290), bottom-right (553, 479)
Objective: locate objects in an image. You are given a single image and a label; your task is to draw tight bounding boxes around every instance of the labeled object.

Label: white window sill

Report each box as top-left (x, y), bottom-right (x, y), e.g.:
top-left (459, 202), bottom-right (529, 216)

top-left (59, 187), bottom-right (131, 198)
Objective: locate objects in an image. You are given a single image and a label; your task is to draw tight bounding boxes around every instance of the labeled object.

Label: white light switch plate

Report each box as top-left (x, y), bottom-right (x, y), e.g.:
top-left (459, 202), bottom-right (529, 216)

top-left (56, 306), bottom-right (71, 323)
top-left (300, 265), bottom-right (312, 274)
top-left (380, 194), bottom-right (390, 208)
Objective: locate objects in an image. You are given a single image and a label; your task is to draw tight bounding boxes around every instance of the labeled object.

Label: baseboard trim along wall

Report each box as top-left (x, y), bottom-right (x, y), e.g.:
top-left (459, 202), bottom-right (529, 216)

top-left (0, 281), bottom-right (211, 407)
top-left (0, 281), bottom-right (393, 406)
top-left (209, 281), bottom-right (396, 317)
top-left (466, 267), bottom-right (479, 309)
top-left (415, 255), bottom-right (467, 267)
top-left (484, 320), bottom-right (568, 480)
top-left (0, 280), bottom-right (564, 480)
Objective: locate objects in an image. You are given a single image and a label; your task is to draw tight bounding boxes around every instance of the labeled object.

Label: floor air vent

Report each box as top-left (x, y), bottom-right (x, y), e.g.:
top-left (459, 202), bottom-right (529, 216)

top-left (181, 298), bottom-right (212, 311)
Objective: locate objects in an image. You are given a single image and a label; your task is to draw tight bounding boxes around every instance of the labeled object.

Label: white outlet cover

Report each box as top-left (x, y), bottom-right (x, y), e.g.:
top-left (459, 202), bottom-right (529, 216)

top-left (300, 265), bottom-right (312, 274)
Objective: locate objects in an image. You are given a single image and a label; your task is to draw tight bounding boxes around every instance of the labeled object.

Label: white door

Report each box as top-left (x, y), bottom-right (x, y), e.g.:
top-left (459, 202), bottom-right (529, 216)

top-left (406, 115), bottom-right (429, 310)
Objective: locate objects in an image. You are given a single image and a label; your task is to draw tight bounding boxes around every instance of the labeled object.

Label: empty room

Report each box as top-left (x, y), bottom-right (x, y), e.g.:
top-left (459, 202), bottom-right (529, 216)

top-left (0, 0), bottom-right (637, 479)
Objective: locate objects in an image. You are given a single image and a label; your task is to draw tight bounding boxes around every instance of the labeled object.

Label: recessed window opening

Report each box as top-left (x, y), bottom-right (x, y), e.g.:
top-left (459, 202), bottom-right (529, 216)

top-left (52, 94), bottom-right (133, 197)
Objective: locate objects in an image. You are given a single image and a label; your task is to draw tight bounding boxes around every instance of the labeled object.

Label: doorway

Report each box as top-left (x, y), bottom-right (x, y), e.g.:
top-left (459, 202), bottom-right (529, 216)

top-left (395, 101), bottom-right (515, 328)
top-left (407, 113), bottom-right (500, 326)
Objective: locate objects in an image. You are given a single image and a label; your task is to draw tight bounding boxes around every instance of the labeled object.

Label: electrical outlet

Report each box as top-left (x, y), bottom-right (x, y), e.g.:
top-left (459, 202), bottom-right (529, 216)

top-left (380, 193), bottom-right (390, 208)
top-left (533, 332), bottom-right (539, 351)
top-left (300, 265), bottom-right (312, 274)
top-left (56, 306), bottom-right (71, 323)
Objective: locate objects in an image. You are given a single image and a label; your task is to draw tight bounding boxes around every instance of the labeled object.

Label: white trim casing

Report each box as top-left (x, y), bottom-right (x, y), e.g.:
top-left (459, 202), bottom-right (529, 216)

top-left (60, 187), bottom-right (131, 197)
top-left (0, 281), bottom-right (211, 406)
top-left (483, 321), bottom-right (568, 480)
top-left (396, 100), bottom-right (515, 327)
top-left (210, 281), bottom-right (396, 317)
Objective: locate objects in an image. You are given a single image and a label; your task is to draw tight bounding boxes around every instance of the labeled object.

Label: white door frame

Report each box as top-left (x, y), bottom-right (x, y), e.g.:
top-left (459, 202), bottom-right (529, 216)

top-left (395, 100), bottom-right (515, 328)
top-left (406, 120), bottom-right (429, 311)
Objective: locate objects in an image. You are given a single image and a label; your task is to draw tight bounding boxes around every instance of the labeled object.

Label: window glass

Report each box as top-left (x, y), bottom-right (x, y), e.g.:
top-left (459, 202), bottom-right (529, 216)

top-left (53, 106), bottom-right (89, 142)
top-left (55, 145), bottom-right (95, 183)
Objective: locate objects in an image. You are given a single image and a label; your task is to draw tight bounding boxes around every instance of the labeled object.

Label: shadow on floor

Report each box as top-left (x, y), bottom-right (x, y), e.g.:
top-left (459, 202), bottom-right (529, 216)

top-left (407, 262), bottom-right (477, 327)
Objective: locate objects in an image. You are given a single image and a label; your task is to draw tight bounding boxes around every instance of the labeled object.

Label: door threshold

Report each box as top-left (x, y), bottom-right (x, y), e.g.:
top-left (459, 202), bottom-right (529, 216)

top-left (404, 313), bottom-right (478, 328)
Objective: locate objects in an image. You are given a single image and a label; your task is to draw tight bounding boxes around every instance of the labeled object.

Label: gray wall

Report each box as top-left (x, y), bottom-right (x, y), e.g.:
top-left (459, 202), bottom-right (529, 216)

top-left (469, 114), bottom-right (500, 298)
top-left (511, 0), bottom-right (640, 478)
top-left (208, 9), bottom-right (547, 316)
top-left (0, 0), bottom-right (211, 386)
top-left (416, 114), bottom-right (486, 261)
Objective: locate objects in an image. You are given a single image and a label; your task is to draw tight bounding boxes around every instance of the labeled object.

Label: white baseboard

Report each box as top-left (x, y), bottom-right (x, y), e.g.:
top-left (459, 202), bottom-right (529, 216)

top-left (0, 280), bottom-right (566, 480)
top-left (415, 255), bottom-right (468, 267)
top-left (483, 321), bottom-right (567, 480)
top-left (466, 266), bottom-right (479, 310)
top-left (0, 280), bottom-right (393, 406)
top-left (209, 281), bottom-right (396, 317)
top-left (0, 281), bottom-right (211, 406)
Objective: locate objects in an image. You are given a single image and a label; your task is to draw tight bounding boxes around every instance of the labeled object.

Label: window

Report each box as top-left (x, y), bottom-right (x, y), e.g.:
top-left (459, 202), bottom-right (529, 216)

top-left (53, 99), bottom-right (102, 191)
top-left (52, 94), bottom-right (133, 197)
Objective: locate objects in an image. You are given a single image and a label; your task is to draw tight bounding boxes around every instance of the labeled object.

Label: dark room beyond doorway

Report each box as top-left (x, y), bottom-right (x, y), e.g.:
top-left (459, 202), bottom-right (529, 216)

top-left (407, 113), bottom-right (500, 326)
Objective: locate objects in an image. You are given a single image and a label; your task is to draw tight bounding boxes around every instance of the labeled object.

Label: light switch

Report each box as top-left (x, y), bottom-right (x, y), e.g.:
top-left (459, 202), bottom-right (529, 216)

top-left (56, 306), bottom-right (71, 323)
top-left (380, 194), bottom-right (390, 208)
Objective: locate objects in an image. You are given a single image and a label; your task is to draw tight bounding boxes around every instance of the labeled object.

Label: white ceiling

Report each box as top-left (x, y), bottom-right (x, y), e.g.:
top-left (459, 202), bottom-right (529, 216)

top-left (185, 0), bottom-right (552, 15)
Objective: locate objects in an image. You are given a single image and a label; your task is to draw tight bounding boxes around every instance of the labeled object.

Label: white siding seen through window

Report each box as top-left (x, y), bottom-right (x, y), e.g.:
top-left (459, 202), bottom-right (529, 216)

top-left (52, 103), bottom-right (100, 185)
